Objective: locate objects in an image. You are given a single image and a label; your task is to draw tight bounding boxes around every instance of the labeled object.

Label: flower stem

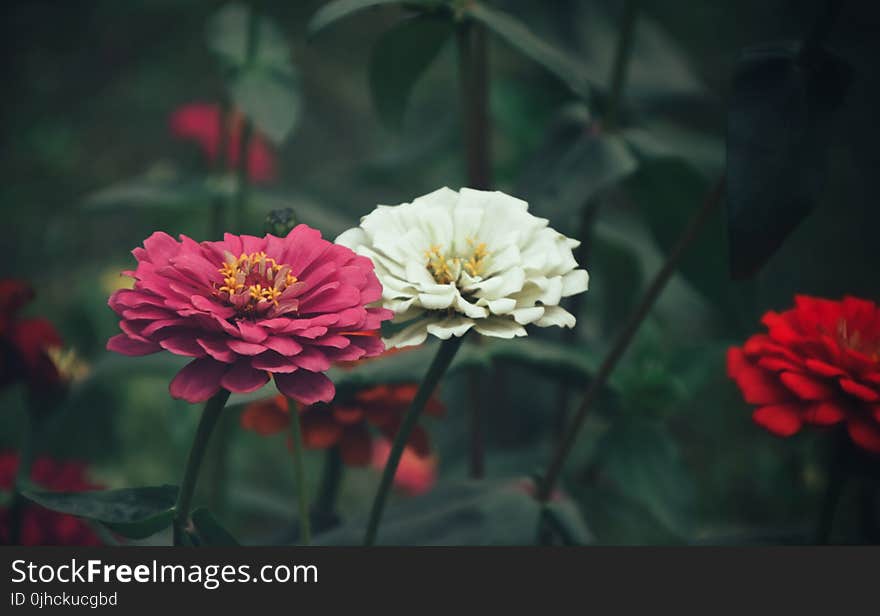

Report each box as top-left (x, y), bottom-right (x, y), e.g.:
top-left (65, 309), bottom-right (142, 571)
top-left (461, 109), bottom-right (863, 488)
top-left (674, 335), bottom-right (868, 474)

top-left (287, 399), bottom-right (311, 545)
top-left (233, 3), bottom-right (260, 233)
top-left (456, 20), bottom-right (491, 189)
top-left (815, 427), bottom-right (849, 544)
top-left (536, 177), bottom-right (726, 502)
top-left (364, 335), bottom-right (467, 545)
top-left (314, 446), bottom-right (343, 520)
top-left (457, 21), bottom-right (491, 479)
top-left (173, 389), bottom-right (230, 546)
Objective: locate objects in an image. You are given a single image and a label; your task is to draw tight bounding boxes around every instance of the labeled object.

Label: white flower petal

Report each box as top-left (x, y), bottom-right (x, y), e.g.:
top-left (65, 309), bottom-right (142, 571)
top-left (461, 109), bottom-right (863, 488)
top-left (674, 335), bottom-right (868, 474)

top-left (535, 306), bottom-right (576, 328)
top-left (511, 306), bottom-right (545, 325)
top-left (385, 320), bottom-right (431, 348)
top-left (561, 269), bottom-right (590, 296)
top-left (426, 316), bottom-right (475, 340)
top-left (473, 317), bottom-right (528, 339)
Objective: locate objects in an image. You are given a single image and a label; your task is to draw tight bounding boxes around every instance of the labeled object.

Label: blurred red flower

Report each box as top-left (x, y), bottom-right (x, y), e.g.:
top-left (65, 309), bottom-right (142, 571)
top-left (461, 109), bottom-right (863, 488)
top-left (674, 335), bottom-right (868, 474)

top-left (0, 279), bottom-right (63, 393)
top-left (241, 383), bottom-right (444, 469)
top-left (0, 452), bottom-right (102, 546)
top-left (169, 102), bottom-right (277, 183)
top-left (370, 438), bottom-right (436, 496)
top-left (728, 295), bottom-right (880, 453)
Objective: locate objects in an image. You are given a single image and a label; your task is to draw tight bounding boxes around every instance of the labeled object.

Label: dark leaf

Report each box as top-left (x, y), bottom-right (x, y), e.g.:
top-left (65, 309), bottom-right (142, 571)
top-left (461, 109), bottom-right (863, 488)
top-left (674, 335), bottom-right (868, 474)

top-left (727, 43), bottom-right (851, 278)
top-left (191, 508), bottom-right (240, 546)
top-left (626, 157), bottom-right (731, 317)
top-left (466, 2), bottom-right (593, 100)
top-left (594, 419), bottom-right (694, 537)
top-left (23, 485), bottom-right (178, 540)
top-left (314, 478), bottom-right (590, 545)
top-left (369, 14), bottom-right (453, 129)
top-left (308, 0), bottom-right (442, 37)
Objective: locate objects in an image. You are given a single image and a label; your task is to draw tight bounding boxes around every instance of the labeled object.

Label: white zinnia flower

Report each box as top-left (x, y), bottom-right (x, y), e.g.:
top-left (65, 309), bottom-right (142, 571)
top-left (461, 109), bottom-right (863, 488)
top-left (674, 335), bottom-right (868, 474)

top-left (336, 187), bottom-right (589, 348)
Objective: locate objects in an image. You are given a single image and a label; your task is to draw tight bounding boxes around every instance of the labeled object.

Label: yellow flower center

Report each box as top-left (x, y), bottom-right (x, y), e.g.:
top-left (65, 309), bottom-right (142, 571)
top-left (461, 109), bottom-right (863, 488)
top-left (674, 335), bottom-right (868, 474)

top-left (216, 251), bottom-right (297, 313)
top-left (425, 238), bottom-right (489, 284)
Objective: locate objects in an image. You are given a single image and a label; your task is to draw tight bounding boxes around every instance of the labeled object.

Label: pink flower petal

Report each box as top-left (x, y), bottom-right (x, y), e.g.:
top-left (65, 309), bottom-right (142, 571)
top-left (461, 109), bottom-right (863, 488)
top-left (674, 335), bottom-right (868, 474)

top-left (275, 371), bottom-right (335, 405)
top-left (220, 360), bottom-right (270, 393)
top-left (169, 358), bottom-right (227, 403)
top-left (106, 334), bottom-right (161, 356)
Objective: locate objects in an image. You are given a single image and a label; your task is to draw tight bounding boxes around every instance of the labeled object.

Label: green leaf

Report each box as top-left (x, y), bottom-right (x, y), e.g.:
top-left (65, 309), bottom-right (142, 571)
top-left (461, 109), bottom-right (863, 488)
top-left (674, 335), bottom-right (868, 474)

top-left (727, 43), bottom-right (851, 278)
top-left (488, 338), bottom-right (599, 386)
top-left (314, 478), bottom-right (591, 545)
top-left (191, 508), bottom-right (240, 546)
top-left (23, 485), bottom-right (178, 540)
top-left (369, 14), bottom-right (453, 129)
top-left (206, 3), bottom-right (291, 69)
top-left (205, 4), bottom-right (302, 144)
top-left (466, 3), bottom-right (593, 100)
top-left (308, 0), bottom-right (439, 37)
top-left (535, 131), bottom-right (639, 225)
top-left (229, 66), bottom-right (301, 144)
top-left (594, 419), bottom-right (694, 537)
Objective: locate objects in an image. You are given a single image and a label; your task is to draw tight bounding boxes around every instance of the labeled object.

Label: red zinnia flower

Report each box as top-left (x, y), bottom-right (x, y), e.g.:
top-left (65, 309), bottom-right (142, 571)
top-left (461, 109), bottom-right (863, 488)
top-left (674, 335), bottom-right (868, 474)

top-left (241, 382), bottom-right (445, 469)
top-left (728, 295), bottom-right (880, 453)
top-left (169, 102), bottom-right (277, 183)
top-left (0, 279), bottom-right (63, 393)
top-left (0, 452), bottom-right (102, 546)
top-left (106, 226), bottom-right (392, 404)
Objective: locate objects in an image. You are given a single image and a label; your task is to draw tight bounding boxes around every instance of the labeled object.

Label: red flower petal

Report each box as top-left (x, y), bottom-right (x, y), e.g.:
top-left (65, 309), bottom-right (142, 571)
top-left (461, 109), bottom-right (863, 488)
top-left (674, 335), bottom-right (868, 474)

top-left (727, 347), bottom-right (792, 405)
top-left (299, 408), bottom-right (343, 448)
top-left (804, 358), bottom-right (847, 378)
top-left (838, 378), bottom-right (880, 402)
top-left (847, 418), bottom-right (880, 454)
top-left (339, 424), bottom-right (372, 466)
top-left (805, 401), bottom-right (846, 425)
top-left (753, 404), bottom-right (803, 437)
top-left (779, 371), bottom-right (834, 400)
top-left (240, 397), bottom-right (289, 435)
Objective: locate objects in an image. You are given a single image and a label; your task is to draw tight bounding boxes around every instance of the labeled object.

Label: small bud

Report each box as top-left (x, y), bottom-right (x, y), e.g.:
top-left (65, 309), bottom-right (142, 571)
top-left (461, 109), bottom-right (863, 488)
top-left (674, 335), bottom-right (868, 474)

top-left (264, 208), bottom-right (299, 237)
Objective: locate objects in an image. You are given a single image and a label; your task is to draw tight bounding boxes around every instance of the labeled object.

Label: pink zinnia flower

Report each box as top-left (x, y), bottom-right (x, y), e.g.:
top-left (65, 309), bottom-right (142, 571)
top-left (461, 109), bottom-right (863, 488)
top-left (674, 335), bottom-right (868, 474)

top-left (106, 226), bottom-right (392, 404)
top-left (169, 102), bottom-right (277, 183)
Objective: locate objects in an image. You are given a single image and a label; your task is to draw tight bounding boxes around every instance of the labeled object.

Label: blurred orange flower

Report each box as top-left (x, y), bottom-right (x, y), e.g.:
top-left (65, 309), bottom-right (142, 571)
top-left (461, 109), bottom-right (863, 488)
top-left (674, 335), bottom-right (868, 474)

top-left (241, 383), bottom-right (444, 467)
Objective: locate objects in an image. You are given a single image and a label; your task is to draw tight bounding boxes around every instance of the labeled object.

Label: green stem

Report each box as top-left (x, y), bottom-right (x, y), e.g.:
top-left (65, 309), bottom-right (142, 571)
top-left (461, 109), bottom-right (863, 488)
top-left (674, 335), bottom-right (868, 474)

top-left (314, 446), bottom-right (343, 519)
top-left (173, 389), bottom-right (230, 546)
top-left (287, 400), bottom-right (311, 545)
top-left (364, 335), bottom-right (467, 545)
top-left (233, 120), bottom-right (253, 233)
top-left (456, 20), bottom-right (491, 189)
top-left (457, 20), bottom-right (490, 479)
top-left (536, 177), bottom-right (726, 502)
top-left (209, 102), bottom-right (231, 238)
top-left (603, 0), bottom-right (639, 131)
top-left (815, 427), bottom-right (849, 544)
top-left (232, 3), bottom-right (260, 233)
